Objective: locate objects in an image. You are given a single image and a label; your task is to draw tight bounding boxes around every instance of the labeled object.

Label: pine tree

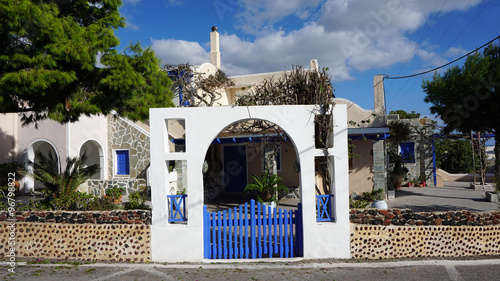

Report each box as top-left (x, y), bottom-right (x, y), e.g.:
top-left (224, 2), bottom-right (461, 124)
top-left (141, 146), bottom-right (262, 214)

top-left (0, 0), bottom-right (173, 125)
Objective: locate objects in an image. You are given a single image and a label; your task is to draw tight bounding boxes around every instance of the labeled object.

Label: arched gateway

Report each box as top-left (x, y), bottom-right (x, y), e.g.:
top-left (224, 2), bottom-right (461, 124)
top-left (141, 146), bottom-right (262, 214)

top-left (149, 105), bottom-right (350, 262)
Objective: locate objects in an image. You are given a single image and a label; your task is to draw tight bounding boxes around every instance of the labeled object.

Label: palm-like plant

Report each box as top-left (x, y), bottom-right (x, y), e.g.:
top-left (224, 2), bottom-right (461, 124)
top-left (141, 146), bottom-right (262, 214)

top-left (21, 151), bottom-right (98, 199)
top-left (244, 170), bottom-right (288, 204)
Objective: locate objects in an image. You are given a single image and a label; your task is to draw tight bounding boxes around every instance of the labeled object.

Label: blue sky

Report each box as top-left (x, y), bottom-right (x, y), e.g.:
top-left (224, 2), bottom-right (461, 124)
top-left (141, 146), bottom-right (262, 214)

top-left (115, 0), bottom-right (499, 119)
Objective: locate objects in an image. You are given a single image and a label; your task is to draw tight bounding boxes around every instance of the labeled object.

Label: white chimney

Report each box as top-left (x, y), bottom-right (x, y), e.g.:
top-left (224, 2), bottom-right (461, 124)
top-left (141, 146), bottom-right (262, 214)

top-left (373, 75), bottom-right (386, 116)
top-left (310, 59), bottom-right (319, 71)
top-left (210, 26), bottom-right (221, 69)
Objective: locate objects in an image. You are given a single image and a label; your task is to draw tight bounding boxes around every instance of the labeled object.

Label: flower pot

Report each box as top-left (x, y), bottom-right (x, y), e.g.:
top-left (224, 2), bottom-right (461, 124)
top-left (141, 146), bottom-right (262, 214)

top-left (104, 195), bottom-right (123, 204)
top-left (263, 201), bottom-right (276, 214)
top-left (390, 172), bottom-right (404, 189)
top-left (371, 200), bottom-right (388, 209)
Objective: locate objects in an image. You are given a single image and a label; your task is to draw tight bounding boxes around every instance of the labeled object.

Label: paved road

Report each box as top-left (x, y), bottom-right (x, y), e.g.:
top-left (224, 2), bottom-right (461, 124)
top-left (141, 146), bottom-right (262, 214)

top-left (387, 182), bottom-right (499, 212)
top-left (1, 258), bottom-right (499, 281)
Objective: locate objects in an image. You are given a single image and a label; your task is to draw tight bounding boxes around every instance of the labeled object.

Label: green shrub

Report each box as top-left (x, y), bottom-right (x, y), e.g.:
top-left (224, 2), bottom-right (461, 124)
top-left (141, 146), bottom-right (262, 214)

top-left (51, 192), bottom-right (95, 211)
top-left (349, 188), bottom-right (384, 209)
top-left (105, 186), bottom-right (125, 200)
top-left (125, 191), bottom-right (149, 210)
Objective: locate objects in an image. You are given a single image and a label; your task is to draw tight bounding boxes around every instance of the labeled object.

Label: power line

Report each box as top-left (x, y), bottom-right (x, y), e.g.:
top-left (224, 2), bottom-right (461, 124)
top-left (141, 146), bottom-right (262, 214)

top-left (385, 34), bottom-right (499, 80)
top-left (386, 0), bottom-right (493, 111)
top-left (385, 0), bottom-right (448, 92)
top-left (386, 0), bottom-right (474, 108)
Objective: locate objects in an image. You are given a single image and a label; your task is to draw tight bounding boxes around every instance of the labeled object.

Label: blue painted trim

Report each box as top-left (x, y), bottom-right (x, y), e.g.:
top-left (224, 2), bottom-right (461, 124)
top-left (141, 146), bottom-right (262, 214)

top-left (202, 199), bottom-right (303, 259)
top-left (167, 194), bottom-right (187, 222)
top-left (316, 194), bottom-right (335, 222)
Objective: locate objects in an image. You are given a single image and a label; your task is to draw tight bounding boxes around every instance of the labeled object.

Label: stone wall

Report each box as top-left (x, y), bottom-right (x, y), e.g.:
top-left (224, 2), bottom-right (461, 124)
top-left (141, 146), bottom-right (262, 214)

top-left (1, 210), bottom-right (151, 224)
top-left (0, 223), bottom-right (151, 262)
top-left (372, 140), bottom-right (386, 192)
top-left (350, 208), bottom-right (500, 259)
top-left (0, 210), bottom-right (151, 262)
top-left (108, 115), bottom-right (150, 180)
top-left (350, 209), bottom-right (500, 226)
top-left (351, 224), bottom-right (500, 259)
top-left (81, 179), bottom-right (147, 196)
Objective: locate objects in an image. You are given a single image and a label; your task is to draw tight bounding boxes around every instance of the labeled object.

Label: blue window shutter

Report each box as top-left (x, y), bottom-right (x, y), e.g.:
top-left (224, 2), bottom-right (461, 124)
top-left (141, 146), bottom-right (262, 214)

top-left (400, 142), bottom-right (415, 163)
top-left (116, 150), bottom-right (130, 175)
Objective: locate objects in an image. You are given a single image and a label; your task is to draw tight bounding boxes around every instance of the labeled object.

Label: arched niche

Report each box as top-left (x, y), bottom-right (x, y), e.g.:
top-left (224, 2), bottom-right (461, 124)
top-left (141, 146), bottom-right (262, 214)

top-left (79, 139), bottom-right (105, 180)
top-left (25, 139), bottom-right (60, 192)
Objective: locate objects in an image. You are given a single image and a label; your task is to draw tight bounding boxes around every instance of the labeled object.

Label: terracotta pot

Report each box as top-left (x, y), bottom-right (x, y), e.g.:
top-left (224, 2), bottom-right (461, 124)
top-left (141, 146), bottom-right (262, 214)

top-left (390, 172), bottom-right (403, 189)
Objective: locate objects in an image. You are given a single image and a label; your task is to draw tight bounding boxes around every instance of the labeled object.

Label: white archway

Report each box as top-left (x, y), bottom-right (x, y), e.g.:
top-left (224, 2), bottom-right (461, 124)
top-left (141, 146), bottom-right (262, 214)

top-left (78, 139), bottom-right (105, 180)
top-left (25, 139), bottom-right (60, 193)
top-left (202, 118), bottom-right (300, 202)
top-left (149, 105), bottom-right (349, 262)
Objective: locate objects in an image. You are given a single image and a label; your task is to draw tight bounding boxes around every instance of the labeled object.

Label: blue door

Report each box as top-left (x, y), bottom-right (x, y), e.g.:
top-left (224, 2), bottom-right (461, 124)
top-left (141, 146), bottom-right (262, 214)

top-left (223, 145), bottom-right (247, 193)
top-left (116, 150), bottom-right (130, 175)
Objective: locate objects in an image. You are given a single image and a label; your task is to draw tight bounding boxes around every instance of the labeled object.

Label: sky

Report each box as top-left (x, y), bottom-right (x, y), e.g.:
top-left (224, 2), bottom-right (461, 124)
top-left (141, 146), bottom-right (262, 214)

top-left (115, 0), bottom-right (500, 120)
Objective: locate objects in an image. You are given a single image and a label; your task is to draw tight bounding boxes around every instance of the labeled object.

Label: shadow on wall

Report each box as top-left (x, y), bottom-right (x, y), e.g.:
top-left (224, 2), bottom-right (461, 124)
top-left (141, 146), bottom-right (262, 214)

top-left (0, 128), bottom-right (16, 163)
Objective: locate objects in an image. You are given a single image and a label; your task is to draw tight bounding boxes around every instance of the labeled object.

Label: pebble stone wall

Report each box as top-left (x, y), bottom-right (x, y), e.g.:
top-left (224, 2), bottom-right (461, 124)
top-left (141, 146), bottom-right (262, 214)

top-left (0, 223), bottom-right (151, 262)
top-left (350, 209), bottom-right (500, 259)
top-left (351, 224), bottom-right (500, 259)
top-left (0, 211), bottom-right (151, 262)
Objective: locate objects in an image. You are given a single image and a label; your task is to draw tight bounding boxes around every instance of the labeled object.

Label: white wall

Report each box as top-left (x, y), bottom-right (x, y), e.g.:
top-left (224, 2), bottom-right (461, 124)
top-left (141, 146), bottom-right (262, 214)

top-left (149, 104), bottom-right (350, 262)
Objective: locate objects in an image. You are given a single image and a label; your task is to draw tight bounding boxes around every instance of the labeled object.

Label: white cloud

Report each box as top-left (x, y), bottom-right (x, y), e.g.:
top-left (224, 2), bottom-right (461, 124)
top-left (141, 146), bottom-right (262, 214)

top-left (151, 0), bottom-right (487, 82)
top-left (235, 0), bottom-right (323, 34)
top-left (123, 0), bottom-right (141, 5)
top-left (150, 38), bottom-right (208, 66)
top-left (444, 46), bottom-right (468, 58)
top-left (166, 0), bottom-right (183, 7)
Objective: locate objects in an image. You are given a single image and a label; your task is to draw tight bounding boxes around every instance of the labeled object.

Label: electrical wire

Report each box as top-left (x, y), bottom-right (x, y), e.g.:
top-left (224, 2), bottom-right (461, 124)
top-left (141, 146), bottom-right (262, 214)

top-left (385, 0), bottom-right (448, 92)
top-left (385, 34), bottom-right (499, 80)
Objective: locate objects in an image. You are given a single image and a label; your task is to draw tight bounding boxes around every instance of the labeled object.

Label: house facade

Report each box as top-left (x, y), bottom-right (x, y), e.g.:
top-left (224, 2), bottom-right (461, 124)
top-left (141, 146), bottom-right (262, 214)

top-left (387, 115), bottom-right (435, 186)
top-left (0, 27), bottom-right (390, 199)
top-left (0, 112), bottom-right (148, 196)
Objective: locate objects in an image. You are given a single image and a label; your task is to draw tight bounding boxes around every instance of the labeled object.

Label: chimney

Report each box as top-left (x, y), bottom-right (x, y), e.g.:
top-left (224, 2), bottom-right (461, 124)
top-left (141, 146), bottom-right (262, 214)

top-left (210, 26), bottom-right (221, 69)
top-left (373, 75), bottom-right (386, 116)
top-left (309, 59), bottom-right (319, 71)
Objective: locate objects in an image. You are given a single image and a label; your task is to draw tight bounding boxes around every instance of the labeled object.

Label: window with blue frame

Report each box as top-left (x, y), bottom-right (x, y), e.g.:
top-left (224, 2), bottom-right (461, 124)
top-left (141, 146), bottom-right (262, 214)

top-left (115, 150), bottom-right (130, 175)
top-left (399, 142), bottom-right (415, 163)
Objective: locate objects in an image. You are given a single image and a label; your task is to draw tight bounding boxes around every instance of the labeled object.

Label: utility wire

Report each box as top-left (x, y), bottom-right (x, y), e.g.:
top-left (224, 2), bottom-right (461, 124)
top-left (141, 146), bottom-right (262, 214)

top-left (385, 35), bottom-right (499, 80)
top-left (386, 0), bottom-right (492, 110)
top-left (386, 0), bottom-right (448, 92)
top-left (386, 0), bottom-right (474, 107)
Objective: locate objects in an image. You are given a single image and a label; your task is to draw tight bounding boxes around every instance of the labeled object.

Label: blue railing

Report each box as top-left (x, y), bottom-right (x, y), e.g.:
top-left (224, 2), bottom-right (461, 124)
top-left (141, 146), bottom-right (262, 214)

top-left (316, 194), bottom-right (334, 222)
top-left (167, 194), bottom-right (187, 223)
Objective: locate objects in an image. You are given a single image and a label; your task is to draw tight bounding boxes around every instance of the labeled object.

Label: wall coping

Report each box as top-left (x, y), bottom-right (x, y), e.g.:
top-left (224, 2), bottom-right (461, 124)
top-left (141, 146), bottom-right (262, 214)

top-left (0, 210), bottom-right (151, 224)
top-left (350, 208), bottom-right (500, 226)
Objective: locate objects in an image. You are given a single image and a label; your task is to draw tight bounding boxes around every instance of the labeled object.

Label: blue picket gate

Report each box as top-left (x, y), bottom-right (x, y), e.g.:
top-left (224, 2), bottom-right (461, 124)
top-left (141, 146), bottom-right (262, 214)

top-left (203, 200), bottom-right (303, 259)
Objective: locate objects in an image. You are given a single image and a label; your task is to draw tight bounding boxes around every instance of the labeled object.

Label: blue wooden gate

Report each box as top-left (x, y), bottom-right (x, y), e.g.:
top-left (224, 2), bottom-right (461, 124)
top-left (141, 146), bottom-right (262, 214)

top-left (203, 200), bottom-right (303, 259)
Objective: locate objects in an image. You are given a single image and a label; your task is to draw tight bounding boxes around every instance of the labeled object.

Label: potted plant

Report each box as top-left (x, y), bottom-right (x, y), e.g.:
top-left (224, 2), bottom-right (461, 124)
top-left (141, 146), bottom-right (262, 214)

top-left (365, 188), bottom-right (387, 209)
top-left (388, 151), bottom-right (409, 189)
top-left (105, 186), bottom-right (125, 204)
top-left (244, 170), bottom-right (289, 209)
top-left (417, 174), bottom-right (427, 187)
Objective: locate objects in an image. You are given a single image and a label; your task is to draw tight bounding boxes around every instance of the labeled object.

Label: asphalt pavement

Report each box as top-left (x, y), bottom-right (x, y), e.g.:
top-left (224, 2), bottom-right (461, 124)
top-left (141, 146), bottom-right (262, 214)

top-left (1, 258), bottom-right (499, 281)
top-left (387, 181), bottom-right (499, 212)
